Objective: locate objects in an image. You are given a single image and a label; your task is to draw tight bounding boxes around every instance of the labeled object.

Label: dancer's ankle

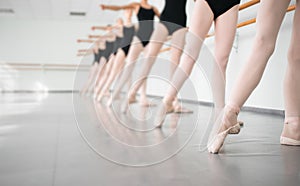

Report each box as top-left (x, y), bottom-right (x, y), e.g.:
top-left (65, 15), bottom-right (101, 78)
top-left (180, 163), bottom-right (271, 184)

top-left (162, 97), bottom-right (173, 107)
top-left (225, 103), bottom-right (240, 115)
top-left (220, 104), bottom-right (240, 131)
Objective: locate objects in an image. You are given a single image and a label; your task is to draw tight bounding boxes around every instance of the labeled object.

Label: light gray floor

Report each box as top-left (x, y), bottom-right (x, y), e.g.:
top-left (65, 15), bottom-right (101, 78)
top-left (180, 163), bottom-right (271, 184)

top-left (0, 93), bottom-right (299, 186)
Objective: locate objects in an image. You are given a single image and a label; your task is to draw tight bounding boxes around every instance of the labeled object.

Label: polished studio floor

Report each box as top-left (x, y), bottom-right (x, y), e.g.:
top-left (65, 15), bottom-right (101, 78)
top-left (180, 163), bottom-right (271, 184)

top-left (0, 93), bottom-right (299, 186)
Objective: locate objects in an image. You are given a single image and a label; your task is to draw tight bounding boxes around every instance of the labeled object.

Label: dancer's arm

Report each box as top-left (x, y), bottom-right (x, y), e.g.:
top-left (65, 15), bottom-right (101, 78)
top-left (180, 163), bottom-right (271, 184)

top-left (77, 39), bottom-right (96, 43)
top-left (91, 25), bottom-right (112, 31)
top-left (100, 3), bottom-right (139, 11)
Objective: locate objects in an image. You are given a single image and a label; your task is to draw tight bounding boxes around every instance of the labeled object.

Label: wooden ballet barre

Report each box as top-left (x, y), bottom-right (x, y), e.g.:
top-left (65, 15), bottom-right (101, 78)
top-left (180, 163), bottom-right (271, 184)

top-left (1, 63), bottom-right (90, 68)
top-left (8, 67), bottom-right (89, 71)
top-left (46, 64), bottom-right (90, 68)
top-left (159, 47), bottom-right (171, 53)
top-left (287, 4), bottom-right (296, 12)
top-left (237, 4), bottom-right (295, 28)
top-left (239, 0), bottom-right (260, 11)
top-left (237, 18), bottom-right (256, 28)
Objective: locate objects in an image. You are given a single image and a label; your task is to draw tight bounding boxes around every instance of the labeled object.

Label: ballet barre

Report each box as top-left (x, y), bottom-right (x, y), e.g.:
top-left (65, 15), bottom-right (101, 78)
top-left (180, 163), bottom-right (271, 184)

top-left (0, 63), bottom-right (90, 71)
top-left (237, 4), bottom-right (296, 28)
top-left (239, 0), bottom-right (260, 11)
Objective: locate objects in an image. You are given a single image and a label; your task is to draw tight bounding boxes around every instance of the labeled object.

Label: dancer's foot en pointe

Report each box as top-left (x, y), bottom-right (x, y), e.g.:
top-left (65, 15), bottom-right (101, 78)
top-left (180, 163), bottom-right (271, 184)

top-left (280, 117), bottom-right (300, 146)
top-left (154, 101), bottom-right (174, 128)
top-left (172, 99), bottom-right (193, 114)
top-left (139, 95), bottom-right (156, 107)
top-left (207, 105), bottom-right (241, 154)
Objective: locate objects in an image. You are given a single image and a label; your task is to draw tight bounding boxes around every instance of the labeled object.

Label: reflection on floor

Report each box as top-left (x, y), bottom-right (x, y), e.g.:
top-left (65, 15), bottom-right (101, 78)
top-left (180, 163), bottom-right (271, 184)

top-left (0, 93), bottom-right (299, 186)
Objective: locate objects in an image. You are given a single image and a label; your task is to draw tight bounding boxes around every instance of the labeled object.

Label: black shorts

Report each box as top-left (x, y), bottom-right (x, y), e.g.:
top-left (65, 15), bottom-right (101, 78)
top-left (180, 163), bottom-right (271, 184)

top-left (160, 20), bottom-right (186, 36)
top-left (205, 0), bottom-right (241, 20)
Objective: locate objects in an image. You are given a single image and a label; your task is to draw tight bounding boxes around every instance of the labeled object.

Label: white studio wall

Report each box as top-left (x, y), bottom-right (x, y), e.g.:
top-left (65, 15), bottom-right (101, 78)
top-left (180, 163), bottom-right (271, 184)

top-left (0, 19), bottom-right (103, 91)
top-left (0, 3), bottom-right (295, 111)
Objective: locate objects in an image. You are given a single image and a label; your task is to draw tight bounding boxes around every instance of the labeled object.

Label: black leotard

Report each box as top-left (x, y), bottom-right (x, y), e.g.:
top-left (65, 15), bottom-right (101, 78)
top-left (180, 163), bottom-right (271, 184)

top-left (136, 6), bottom-right (155, 47)
top-left (93, 51), bottom-right (100, 64)
top-left (97, 49), bottom-right (104, 62)
top-left (103, 41), bottom-right (114, 61)
top-left (120, 26), bottom-right (135, 56)
top-left (160, 0), bottom-right (187, 35)
top-left (205, 0), bottom-right (240, 20)
top-left (112, 36), bottom-right (123, 55)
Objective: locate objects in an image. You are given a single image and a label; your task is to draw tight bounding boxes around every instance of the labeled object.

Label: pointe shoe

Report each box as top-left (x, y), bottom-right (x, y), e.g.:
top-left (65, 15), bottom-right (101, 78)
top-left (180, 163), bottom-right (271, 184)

top-left (121, 101), bottom-right (129, 114)
top-left (154, 102), bottom-right (174, 128)
top-left (280, 136), bottom-right (300, 146)
top-left (106, 98), bottom-right (113, 107)
top-left (97, 95), bottom-right (103, 102)
top-left (208, 123), bottom-right (240, 154)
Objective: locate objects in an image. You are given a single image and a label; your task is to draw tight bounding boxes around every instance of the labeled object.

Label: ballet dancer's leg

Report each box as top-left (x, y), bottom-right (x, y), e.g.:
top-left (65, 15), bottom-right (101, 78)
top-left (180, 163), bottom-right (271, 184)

top-left (95, 56), bottom-right (115, 100)
top-left (212, 5), bottom-right (239, 119)
top-left (127, 23), bottom-right (169, 106)
top-left (93, 57), bottom-right (109, 98)
top-left (81, 63), bottom-right (98, 95)
top-left (155, 0), bottom-right (214, 127)
top-left (167, 28), bottom-right (193, 113)
top-left (281, 1), bottom-right (300, 144)
top-left (209, 0), bottom-right (291, 153)
top-left (108, 37), bottom-right (144, 105)
top-left (98, 50), bottom-right (126, 102)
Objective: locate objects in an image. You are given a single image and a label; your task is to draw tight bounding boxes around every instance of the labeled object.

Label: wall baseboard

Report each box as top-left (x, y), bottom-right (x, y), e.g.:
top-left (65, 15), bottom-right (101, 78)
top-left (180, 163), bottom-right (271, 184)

top-left (144, 94), bottom-right (284, 117)
top-left (1, 90), bottom-right (284, 116)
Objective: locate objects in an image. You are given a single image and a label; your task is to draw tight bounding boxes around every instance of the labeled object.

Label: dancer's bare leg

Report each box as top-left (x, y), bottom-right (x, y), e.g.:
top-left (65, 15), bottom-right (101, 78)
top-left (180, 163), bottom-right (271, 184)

top-left (167, 28), bottom-right (193, 113)
top-left (81, 63), bottom-right (98, 95)
top-left (212, 5), bottom-right (239, 120)
top-left (96, 56), bottom-right (115, 101)
top-left (98, 50), bottom-right (126, 102)
top-left (209, 0), bottom-right (291, 153)
top-left (281, 0), bottom-right (300, 143)
top-left (155, 0), bottom-right (214, 127)
top-left (93, 58), bottom-right (109, 98)
top-left (109, 37), bottom-right (144, 104)
top-left (139, 81), bottom-right (155, 106)
top-left (127, 23), bottom-right (169, 106)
